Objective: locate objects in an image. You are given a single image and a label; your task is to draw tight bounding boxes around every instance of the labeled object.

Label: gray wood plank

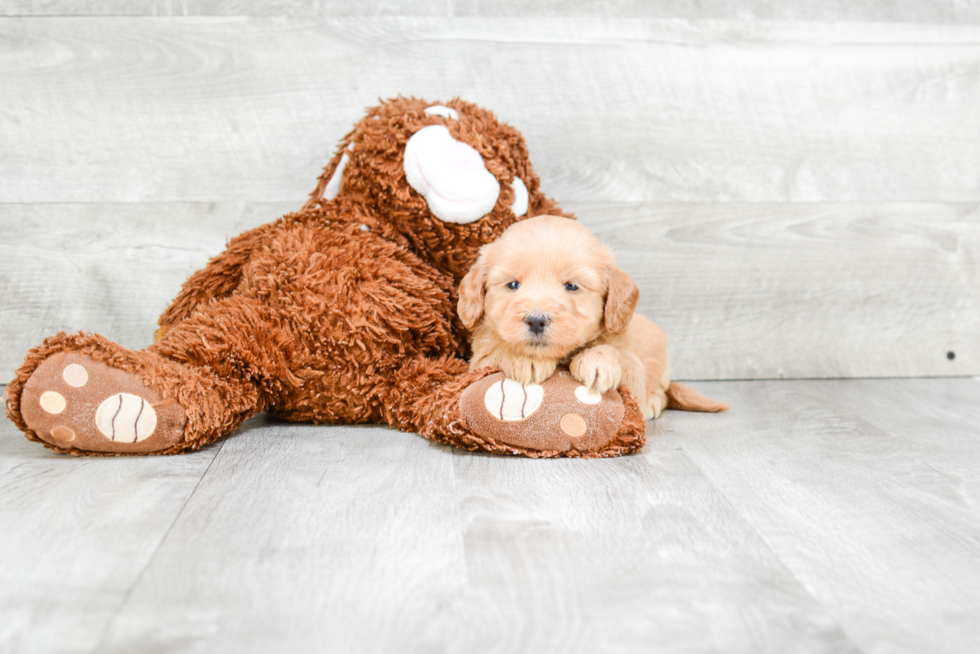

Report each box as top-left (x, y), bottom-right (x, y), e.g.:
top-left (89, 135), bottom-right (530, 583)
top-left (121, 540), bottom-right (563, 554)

top-left (578, 201), bottom-right (980, 380)
top-left (5, 379), bottom-right (980, 652)
top-left (0, 401), bottom-right (220, 654)
top-left (0, 1), bottom-right (318, 16)
top-left (91, 421), bottom-right (470, 654)
top-left (76, 419), bottom-right (857, 653)
top-left (4, 201), bottom-right (976, 381)
top-left (422, 444), bottom-right (858, 653)
top-left (6, 0), bottom-right (980, 23)
top-left (1, 17), bottom-right (979, 203)
top-left (669, 377), bottom-right (980, 654)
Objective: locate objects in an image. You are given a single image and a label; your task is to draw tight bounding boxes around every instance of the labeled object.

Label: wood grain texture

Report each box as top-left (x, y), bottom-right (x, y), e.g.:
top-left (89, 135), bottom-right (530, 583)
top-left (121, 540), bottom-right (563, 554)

top-left (670, 378), bottom-right (980, 653)
top-left (3, 201), bottom-right (976, 381)
top-left (53, 417), bottom-right (856, 653)
top-left (1, 17), bottom-right (979, 203)
top-left (93, 421), bottom-right (470, 654)
top-left (4, 378), bottom-right (980, 653)
top-left (0, 0), bottom-right (317, 16)
top-left (576, 201), bottom-right (980, 379)
top-left (0, 413), bottom-right (219, 654)
top-left (426, 445), bottom-right (857, 653)
top-left (6, 0), bottom-right (980, 22)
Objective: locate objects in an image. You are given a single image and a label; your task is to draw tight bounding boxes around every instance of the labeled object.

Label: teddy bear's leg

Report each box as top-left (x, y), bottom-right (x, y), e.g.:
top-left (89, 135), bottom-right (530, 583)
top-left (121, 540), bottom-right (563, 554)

top-left (381, 357), bottom-right (647, 458)
top-left (8, 295), bottom-right (291, 455)
top-left (377, 356), bottom-right (495, 451)
top-left (457, 371), bottom-right (648, 458)
top-left (156, 220), bottom-right (282, 336)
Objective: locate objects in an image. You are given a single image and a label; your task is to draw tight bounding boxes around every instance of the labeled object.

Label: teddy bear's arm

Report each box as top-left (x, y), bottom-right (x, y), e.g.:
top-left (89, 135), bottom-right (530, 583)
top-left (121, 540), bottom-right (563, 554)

top-left (372, 355), bottom-right (647, 458)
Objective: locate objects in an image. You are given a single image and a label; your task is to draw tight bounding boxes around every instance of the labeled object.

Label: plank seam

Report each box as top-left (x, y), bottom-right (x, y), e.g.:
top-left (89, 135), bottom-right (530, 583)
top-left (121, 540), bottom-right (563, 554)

top-left (659, 445), bottom-right (870, 653)
top-left (90, 440), bottom-right (226, 654)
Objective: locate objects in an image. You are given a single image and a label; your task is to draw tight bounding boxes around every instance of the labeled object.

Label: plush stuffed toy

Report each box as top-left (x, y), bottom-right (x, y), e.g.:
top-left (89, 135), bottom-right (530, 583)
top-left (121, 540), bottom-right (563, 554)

top-left (5, 98), bottom-right (653, 458)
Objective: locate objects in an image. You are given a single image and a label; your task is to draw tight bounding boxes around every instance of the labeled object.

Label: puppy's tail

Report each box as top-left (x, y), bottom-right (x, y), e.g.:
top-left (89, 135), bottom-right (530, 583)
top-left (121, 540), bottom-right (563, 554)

top-left (666, 382), bottom-right (729, 413)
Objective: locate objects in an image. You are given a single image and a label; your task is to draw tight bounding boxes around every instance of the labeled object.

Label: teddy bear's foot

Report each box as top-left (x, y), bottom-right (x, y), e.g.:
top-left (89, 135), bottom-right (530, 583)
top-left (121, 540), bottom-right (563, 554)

top-left (459, 370), bottom-right (647, 458)
top-left (18, 351), bottom-right (187, 454)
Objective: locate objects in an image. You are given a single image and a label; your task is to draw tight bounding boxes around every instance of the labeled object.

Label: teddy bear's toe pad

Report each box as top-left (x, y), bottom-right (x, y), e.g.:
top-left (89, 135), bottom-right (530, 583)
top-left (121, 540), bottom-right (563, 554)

top-left (460, 371), bottom-right (625, 454)
top-left (20, 352), bottom-right (186, 453)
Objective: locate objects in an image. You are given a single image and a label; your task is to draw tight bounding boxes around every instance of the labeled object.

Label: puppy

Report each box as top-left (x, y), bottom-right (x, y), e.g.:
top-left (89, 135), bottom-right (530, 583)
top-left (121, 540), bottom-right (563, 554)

top-left (458, 215), bottom-right (728, 419)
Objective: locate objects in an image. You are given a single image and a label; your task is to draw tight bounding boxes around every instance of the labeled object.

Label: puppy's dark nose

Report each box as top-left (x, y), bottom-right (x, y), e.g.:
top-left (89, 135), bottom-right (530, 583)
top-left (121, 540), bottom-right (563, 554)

top-left (524, 313), bottom-right (551, 335)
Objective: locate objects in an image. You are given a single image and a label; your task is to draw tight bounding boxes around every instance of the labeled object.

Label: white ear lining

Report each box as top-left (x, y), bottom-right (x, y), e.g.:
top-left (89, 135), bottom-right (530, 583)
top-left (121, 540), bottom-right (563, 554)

top-left (323, 152), bottom-right (349, 201)
top-left (424, 105), bottom-right (459, 120)
top-left (511, 177), bottom-right (529, 217)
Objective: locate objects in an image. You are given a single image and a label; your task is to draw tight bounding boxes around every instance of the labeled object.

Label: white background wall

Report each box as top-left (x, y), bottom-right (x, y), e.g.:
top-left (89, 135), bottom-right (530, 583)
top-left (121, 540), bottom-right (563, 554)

top-left (2, 1), bottom-right (978, 381)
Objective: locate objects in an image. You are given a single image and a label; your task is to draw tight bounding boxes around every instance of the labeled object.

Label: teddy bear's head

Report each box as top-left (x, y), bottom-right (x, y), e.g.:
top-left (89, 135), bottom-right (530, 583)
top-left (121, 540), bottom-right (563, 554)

top-left (306, 97), bottom-right (569, 280)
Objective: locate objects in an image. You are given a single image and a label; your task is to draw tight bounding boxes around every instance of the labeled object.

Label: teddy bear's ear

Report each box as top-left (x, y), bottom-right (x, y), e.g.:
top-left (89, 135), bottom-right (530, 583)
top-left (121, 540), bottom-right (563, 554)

top-left (604, 265), bottom-right (639, 334)
top-left (304, 139), bottom-right (353, 210)
top-left (322, 147), bottom-right (350, 201)
top-left (458, 255), bottom-right (488, 328)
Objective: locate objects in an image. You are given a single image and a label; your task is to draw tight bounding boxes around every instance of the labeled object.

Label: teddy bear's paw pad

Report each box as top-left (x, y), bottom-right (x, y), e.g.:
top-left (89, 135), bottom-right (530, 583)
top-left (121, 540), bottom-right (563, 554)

top-left (573, 385), bottom-right (603, 405)
top-left (19, 352), bottom-right (186, 453)
top-left (483, 378), bottom-right (544, 421)
top-left (460, 371), bottom-right (626, 454)
top-left (95, 394), bottom-right (158, 442)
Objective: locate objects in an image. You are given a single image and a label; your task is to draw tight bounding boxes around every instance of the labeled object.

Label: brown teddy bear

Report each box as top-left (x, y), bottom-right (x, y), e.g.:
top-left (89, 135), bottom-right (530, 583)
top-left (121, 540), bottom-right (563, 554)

top-left (5, 98), bottom-right (652, 458)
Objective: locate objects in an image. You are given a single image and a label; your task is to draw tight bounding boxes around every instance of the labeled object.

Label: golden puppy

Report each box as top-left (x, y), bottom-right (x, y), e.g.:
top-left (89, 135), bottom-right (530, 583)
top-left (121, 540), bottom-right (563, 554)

top-left (458, 215), bottom-right (728, 419)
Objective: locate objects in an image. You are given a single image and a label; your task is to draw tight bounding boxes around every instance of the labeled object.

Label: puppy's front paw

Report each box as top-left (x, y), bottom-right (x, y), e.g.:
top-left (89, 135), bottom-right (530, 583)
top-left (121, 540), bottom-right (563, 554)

top-left (570, 345), bottom-right (623, 393)
top-left (529, 359), bottom-right (557, 385)
top-left (501, 358), bottom-right (534, 386)
top-left (500, 357), bottom-right (557, 386)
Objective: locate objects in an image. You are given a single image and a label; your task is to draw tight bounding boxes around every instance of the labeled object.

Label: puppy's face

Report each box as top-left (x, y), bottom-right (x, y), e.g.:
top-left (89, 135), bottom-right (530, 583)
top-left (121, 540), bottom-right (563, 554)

top-left (459, 215), bottom-right (639, 361)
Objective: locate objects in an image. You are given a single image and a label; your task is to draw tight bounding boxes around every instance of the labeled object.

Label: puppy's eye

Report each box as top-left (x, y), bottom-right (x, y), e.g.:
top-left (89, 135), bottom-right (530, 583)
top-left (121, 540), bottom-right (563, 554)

top-left (564, 282), bottom-right (579, 291)
top-left (506, 281), bottom-right (521, 290)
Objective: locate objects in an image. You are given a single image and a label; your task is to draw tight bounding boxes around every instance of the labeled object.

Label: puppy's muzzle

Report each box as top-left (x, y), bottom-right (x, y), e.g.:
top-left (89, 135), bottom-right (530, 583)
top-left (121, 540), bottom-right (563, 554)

top-left (524, 313), bottom-right (551, 336)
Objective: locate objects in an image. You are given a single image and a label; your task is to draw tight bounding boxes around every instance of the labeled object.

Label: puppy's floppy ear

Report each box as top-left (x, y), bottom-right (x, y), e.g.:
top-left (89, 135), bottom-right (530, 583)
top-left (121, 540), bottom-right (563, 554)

top-left (604, 265), bottom-right (640, 334)
top-left (458, 254), bottom-right (488, 328)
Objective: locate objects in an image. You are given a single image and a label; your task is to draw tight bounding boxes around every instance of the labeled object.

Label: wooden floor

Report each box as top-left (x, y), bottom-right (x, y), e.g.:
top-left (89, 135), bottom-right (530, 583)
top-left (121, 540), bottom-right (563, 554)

top-left (2, 377), bottom-right (979, 654)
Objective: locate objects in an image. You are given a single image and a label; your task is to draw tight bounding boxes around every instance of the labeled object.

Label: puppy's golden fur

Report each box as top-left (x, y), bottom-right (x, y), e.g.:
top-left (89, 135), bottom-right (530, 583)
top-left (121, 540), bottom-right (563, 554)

top-left (459, 215), bottom-right (728, 419)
